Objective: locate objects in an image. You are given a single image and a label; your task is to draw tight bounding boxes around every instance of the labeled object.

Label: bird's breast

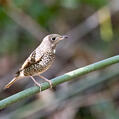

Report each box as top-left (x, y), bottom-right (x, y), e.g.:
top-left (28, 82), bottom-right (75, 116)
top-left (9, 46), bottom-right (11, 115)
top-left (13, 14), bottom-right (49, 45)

top-left (40, 52), bottom-right (55, 67)
top-left (23, 52), bottom-right (55, 76)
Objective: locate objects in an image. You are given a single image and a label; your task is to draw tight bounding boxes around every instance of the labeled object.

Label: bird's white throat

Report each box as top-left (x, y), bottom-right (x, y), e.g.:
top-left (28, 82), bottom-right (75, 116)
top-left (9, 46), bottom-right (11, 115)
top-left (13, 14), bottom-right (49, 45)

top-left (53, 49), bottom-right (56, 54)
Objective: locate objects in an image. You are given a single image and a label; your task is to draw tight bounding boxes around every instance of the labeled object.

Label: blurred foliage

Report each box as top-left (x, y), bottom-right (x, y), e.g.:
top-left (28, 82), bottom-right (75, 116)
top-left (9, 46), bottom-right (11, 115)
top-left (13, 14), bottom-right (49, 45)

top-left (81, 0), bottom-right (108, 8)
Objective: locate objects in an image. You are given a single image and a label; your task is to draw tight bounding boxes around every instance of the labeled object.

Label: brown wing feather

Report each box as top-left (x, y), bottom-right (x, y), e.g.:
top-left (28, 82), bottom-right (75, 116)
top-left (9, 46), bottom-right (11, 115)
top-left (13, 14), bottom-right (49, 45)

top-left (21, 50), bottom-right (36, 69)
top-left (18, 50), bottom-right (43, 72)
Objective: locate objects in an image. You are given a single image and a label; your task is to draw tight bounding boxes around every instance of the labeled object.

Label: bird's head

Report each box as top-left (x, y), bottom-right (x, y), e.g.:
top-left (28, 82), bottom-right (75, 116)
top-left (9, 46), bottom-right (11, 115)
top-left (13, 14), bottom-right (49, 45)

top-left (41, 34), bottom-right (68, 50)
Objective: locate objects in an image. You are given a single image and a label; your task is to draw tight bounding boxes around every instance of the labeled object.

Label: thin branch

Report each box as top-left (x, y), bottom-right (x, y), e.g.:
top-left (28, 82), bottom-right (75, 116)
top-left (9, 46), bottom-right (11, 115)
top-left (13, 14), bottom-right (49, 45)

top-left (12, 70), bottom-right (119, 119)
top-left (0, 55), bottom-right (119, 109)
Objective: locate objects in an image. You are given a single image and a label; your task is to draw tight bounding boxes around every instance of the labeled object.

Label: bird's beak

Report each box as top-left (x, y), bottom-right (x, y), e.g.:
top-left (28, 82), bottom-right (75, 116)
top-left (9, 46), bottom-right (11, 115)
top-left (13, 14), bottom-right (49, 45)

top-left (60, 35), bottom-right (68, 40)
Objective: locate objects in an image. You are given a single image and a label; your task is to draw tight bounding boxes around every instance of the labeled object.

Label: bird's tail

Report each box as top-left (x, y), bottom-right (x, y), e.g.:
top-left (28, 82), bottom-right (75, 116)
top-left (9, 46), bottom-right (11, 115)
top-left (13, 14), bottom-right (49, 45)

top-left (5, 76), bottom-right (19, 89)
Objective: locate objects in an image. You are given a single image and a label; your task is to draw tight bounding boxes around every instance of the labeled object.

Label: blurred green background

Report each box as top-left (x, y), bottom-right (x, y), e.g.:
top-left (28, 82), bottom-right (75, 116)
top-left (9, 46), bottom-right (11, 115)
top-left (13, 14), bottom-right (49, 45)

top-left (1, 0), bottom-right (119, 119)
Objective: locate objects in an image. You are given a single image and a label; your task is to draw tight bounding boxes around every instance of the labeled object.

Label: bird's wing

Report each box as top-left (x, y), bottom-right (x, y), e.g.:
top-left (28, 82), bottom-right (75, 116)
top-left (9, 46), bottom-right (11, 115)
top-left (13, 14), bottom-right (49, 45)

top-left (20, 50), bottom-right (43, 70)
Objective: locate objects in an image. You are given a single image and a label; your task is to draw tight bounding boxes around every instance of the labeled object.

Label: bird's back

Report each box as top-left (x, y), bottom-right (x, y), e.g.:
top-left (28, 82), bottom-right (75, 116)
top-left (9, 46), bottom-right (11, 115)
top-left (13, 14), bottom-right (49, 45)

top-left (19, 51), bottom-right (55, 76)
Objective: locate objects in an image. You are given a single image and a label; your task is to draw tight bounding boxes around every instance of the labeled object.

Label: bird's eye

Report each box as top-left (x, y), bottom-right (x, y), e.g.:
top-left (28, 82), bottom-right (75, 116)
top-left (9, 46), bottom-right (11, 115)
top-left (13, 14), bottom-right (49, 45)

top-left (51, 37), bottom-right (56, 41)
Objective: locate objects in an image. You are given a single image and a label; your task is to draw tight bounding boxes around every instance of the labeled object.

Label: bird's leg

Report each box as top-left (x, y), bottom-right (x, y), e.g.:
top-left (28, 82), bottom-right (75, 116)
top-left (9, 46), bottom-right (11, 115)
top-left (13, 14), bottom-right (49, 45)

top-left (30, 76), bottom-right (42, 92)
top-left (38, 75), bottom-right (52, 88)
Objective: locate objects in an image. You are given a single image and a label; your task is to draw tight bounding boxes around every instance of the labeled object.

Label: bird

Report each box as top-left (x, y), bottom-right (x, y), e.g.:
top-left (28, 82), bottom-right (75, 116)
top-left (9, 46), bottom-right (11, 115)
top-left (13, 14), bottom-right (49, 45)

top-left (5, 34), bottom-right (68, 91)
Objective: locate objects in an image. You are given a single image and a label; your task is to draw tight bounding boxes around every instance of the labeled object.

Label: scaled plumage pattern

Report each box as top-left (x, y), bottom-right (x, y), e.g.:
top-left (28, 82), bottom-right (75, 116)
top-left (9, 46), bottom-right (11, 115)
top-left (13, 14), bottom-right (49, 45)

top-left (5, 34), bottom-right (68, 90)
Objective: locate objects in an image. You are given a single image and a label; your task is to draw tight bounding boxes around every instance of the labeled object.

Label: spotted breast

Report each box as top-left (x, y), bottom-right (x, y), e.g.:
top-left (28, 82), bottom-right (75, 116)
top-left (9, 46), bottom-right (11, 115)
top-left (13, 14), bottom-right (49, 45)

top-left (23, 52), bottom-right (55, 76)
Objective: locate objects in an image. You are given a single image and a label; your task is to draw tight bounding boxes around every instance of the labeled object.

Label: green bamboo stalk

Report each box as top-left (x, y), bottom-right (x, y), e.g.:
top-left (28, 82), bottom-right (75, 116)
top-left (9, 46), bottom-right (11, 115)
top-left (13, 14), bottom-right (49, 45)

top-left (0, 55), bottom-right (119, 109)
top-left (12, 70), bottom-right (119, 119)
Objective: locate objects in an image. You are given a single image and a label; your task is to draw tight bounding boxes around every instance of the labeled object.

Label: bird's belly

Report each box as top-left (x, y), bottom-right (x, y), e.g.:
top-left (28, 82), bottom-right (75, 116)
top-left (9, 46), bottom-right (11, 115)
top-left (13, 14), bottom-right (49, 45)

top-left (23, 55), bottom-right (55, 76)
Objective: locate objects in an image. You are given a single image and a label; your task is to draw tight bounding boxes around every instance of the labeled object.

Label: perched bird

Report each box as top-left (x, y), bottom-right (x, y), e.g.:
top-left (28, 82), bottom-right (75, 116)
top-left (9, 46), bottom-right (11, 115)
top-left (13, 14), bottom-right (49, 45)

top-left (5, 34), bottom-right (68, 91)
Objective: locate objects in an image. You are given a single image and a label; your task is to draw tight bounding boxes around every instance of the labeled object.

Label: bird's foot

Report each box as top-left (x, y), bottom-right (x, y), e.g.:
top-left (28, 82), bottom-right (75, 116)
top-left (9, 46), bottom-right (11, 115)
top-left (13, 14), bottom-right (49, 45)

top-left (46, 80), bottom-right (52, 89)
top-left (38, 75), bottom-right (53, 89)
top-left (30, 76), bottom-right (42, 92)
top-left (34, 82), bottom-right (42, 92)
